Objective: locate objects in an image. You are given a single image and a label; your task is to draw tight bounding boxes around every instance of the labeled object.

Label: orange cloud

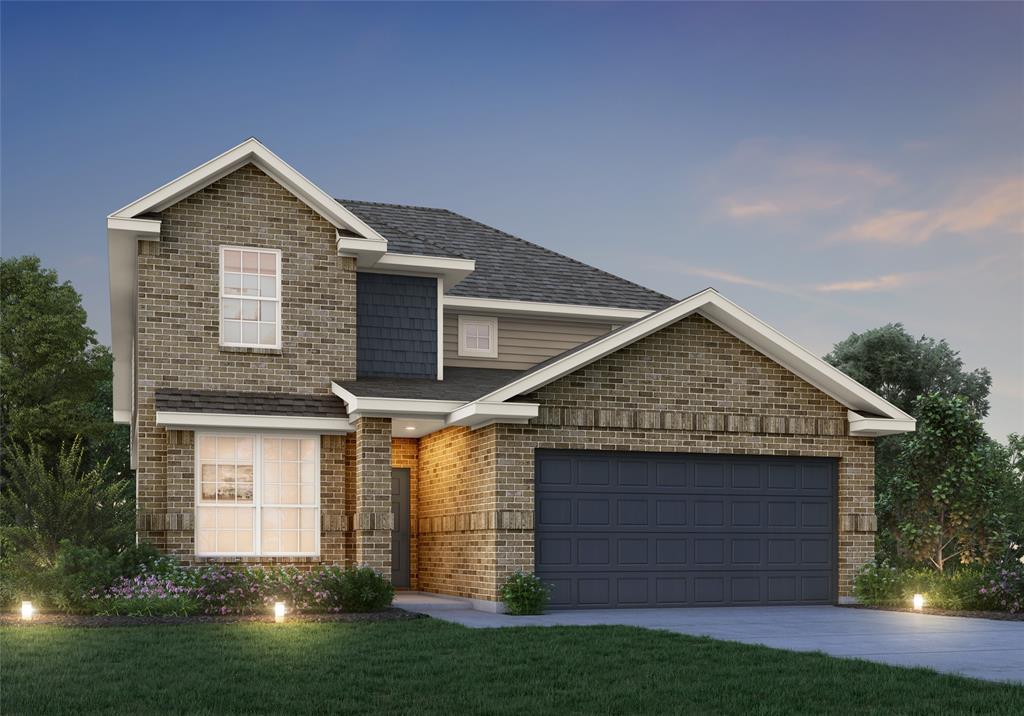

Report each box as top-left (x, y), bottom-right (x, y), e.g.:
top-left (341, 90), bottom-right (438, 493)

top-left (815, 273), bottom-right (917, 293)
top-left (711, 141), bottom-right (897, 222)
top-left (835, 178), bottom-right (1024, 244)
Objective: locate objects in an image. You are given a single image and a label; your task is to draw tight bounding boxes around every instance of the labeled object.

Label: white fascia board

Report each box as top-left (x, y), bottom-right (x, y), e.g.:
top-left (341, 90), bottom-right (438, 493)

top-left (337, 233), bottom-right (388, 266)
top-left (109, 138), bottom-right (386, 243)
top-left (107, 217), bottom-right (162, 238)
top-left (848, 411), bottom-right (916, 436)
top-left (369, 253), bottom-right (476, 289)
top-left (156, 411), bottom-right (353, 433)
top-left (465, 288), bottom-right (914, 425)
top-left (447, 401), bottom-right (539, 427)
top-left (330, 383), bottom-right (462, 418)
top-left (443, 295), bottom-right (653, 322)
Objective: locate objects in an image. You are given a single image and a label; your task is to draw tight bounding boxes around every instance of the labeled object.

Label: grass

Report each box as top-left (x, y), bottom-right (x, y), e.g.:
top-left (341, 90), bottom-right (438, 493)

top-left (3, 620), bottom-right (1023, 715)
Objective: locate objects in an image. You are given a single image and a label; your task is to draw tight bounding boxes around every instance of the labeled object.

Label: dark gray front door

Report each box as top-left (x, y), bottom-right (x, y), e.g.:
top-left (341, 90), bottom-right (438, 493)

top-left (535, 450), bottom-right (837, 609)
top-left (391, 468), bottom-right (411, 588)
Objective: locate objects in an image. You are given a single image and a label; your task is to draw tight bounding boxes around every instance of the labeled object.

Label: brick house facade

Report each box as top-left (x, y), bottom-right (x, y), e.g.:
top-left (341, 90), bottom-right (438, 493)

top-left (108, 139), bottom-right (914, 611)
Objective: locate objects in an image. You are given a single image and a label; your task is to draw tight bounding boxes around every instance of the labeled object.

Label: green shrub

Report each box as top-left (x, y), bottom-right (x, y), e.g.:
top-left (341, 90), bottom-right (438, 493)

top-left (853, 560), bottom-right (904, 606)
top-left (317, 566), bottom-right (394, 612)
top-left (499, 571), bottom-right (549, 615)
top-left (855, 560), bottom-right (1002, 611)
top-left (0, 540), bottom-right (163, 613)
top-left (93, 594), bottom-right (200, 617)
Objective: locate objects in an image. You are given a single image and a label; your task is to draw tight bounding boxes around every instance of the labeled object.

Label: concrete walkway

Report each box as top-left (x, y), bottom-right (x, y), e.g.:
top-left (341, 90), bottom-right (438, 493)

top-left (394, 592), bottom-right (1024, 683)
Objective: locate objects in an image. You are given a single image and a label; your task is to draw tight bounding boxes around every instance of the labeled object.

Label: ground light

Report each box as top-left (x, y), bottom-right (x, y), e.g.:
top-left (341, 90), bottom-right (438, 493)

top-left (21, 601), bottom-right (34, 620)
top-left (274, 602), bottom-right (286, 623)
top-left (913, 594), bottom-right (924, 611)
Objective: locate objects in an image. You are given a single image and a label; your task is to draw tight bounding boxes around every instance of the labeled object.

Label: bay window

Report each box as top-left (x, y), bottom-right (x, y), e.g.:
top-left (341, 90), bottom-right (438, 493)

top-left (195, 433), bottom-right (319, 557)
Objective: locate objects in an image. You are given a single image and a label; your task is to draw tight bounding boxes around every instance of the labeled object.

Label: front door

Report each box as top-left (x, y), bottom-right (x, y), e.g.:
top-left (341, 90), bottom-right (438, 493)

top-left (390, 468), bottom-right (411, 588)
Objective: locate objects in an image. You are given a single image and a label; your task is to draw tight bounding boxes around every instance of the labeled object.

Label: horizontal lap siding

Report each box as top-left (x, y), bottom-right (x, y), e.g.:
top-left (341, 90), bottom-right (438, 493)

top-left (443, 314), bottom-right (613, 370)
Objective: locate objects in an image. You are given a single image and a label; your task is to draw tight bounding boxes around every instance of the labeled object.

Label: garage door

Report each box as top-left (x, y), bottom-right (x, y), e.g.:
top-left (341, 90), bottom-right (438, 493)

top-left (535, 450), bottom-right (837, 609)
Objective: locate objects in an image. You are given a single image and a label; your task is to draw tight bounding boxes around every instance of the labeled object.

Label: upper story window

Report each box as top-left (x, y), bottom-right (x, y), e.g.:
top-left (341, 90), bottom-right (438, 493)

top-left (458, 315), bottom-right (498, 358)
top-left (220, 247), bottom-right (281, 348)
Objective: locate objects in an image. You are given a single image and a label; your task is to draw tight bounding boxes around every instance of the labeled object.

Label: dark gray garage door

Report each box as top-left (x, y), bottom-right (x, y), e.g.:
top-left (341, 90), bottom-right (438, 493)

top-left (535, 450), bottom-right (837, 609)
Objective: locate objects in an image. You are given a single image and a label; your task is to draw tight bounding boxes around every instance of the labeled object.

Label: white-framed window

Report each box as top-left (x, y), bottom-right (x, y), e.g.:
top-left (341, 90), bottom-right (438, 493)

top-left (195, 432), bottom-right (319, 557)
top-left (219, 246), bottom-right (281, 348)
top-left (457, 315), bottom-right (498, 358)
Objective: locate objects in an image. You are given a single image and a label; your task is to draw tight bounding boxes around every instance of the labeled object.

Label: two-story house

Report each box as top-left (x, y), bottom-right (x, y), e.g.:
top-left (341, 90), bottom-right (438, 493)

top-left (107, 139), bottom-right (914, 611)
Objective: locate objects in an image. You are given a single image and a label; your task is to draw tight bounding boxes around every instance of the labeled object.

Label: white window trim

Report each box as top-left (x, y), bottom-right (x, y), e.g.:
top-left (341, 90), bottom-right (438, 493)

top-left (194, 431), bottom-right (320, 558)
top-left (218, 245), bottom-right (282, 350)
top-left (457, 315), bottom-right (498, 358)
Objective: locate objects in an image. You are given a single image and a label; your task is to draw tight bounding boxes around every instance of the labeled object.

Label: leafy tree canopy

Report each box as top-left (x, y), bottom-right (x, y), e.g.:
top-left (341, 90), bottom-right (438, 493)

top-left (885, 394), bottom-right (1010, 571)
top-left (825, 323), bottom-right (991, 417)
top-left (1, 256), bottom-right (126, 475)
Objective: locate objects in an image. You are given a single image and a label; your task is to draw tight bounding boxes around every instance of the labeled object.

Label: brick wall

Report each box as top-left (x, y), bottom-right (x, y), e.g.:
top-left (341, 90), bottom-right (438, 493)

top-left (353, 417), bottom-right (392, 576)
top-left (416, 314), bottom-right (875, 601)
top-left (135, 163), bottom-right (357, 560)
top-left (415, 425), bottom-right (506, 600)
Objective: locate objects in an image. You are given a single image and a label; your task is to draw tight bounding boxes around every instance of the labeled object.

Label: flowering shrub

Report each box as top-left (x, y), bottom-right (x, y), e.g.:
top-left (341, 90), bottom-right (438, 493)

top-left (90, 562), bottom-right (391, 615)
top-left (855, 557), bottom-right (1021, 612)
top-left (978, 561), bottom-right (1024, 613)
top-left (499, 571), bottom-right (549, 615)
top-left (96, 573), bottom-right (200, 616)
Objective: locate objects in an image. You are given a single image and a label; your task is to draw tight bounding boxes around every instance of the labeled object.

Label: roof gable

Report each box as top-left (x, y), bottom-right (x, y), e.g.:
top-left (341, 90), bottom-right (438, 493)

top-left (464, 288), bottom-right (915, 434)
top-left (110, 138), bottom-right (387, 245)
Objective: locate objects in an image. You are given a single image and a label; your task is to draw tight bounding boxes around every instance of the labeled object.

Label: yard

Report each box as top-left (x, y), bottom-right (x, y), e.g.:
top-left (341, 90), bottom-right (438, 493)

top-left (4, 619), bottom-right (1022, 715)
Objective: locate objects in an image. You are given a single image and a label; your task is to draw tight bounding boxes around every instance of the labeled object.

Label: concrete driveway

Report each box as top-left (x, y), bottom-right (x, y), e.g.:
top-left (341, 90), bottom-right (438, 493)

top-left (394, 592), bottom-right (1024, 683)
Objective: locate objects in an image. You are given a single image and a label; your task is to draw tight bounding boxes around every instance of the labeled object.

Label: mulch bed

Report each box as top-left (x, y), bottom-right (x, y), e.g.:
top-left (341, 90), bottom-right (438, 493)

top-left (0, 607), bottom-right (425, 628)
top-left (840, 604), bottom-right (1024, 621)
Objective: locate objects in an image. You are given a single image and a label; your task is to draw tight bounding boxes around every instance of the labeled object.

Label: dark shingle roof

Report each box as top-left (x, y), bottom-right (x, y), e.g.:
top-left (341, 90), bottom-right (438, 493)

top-left (156, 389), bottom-right (347, 418)
top-left (334, 367), bottom-right (524, 401)
top-left (339, 200), bottom-right (674, 311)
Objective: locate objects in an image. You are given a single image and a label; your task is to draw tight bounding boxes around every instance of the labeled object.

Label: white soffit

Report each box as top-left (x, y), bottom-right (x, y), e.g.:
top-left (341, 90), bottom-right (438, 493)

top-left (330, 383), bottom-right (463, 419)
top-left (155, 411), bottom-right (352, 433)
top-left (464, 288), bottom-right (915, 431)
top-left (361, 252), bottom-right (476, 289)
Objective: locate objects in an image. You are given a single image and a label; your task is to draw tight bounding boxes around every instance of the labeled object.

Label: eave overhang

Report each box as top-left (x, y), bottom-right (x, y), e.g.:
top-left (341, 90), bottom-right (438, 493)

top-left (155, 411), bottom-right (352, 433)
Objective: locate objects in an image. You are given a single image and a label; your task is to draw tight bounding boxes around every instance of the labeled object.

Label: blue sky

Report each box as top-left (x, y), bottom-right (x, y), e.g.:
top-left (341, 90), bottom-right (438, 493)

top-left (3, 2), bottom-right (1021, 439)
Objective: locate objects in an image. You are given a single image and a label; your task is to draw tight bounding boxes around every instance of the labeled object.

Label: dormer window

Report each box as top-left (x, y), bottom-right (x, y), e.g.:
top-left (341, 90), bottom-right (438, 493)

top-left (220, 247), bottom-right (281, 348)
top-left (458, 315), bottom-right (498, 358)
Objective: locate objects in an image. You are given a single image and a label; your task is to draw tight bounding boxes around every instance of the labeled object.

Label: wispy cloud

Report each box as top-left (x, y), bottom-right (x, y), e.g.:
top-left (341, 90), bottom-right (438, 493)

top-left (682, 266), bottom-right (797, 295)
top-left (834, 177), bottom-right (1024, 245)
top-left (708, 140), bottom-right (897, 222)
top-left (814, 273), bottom-right (918, 293)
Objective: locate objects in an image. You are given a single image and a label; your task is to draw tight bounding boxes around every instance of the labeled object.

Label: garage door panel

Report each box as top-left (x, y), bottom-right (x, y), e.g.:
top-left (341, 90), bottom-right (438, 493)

top-left (536, 450), bottom-right (837, 609)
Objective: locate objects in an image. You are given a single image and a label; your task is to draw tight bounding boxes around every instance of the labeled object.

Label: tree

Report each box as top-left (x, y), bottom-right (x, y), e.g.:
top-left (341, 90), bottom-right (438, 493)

top-left (825, 323), bottom-right (991, 416)
top-left (888, 394), bottom-right (1008, 572)
top-left (0, 256), bottom-right (128, 475)
top-left (825, 323), bottom-right (995, 563)
top-left (0, 438), bottom-right (134, 566)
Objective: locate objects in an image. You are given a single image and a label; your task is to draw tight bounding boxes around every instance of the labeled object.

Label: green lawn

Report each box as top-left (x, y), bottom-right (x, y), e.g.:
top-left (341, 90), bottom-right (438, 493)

top-left (3, 620), bottom-right (1022, 715)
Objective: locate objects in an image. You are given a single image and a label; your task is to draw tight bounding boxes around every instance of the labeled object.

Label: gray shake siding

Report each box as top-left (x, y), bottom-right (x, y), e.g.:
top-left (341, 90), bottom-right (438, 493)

top-left (356, 272), bottom-right (438, 378)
